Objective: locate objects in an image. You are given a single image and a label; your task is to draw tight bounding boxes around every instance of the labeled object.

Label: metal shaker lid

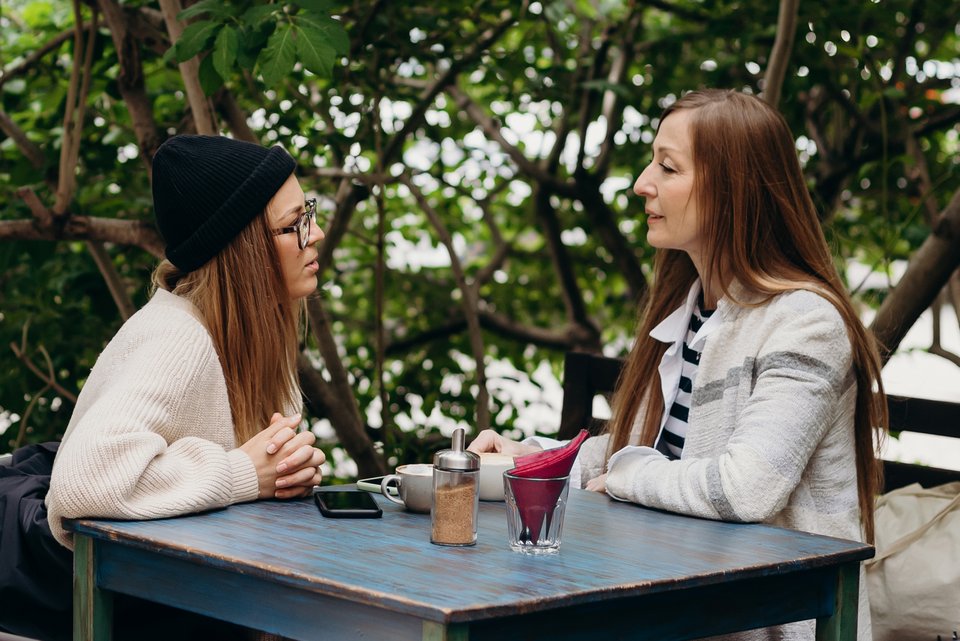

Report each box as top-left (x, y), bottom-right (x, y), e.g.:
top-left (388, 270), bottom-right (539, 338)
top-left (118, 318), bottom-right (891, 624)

top-left (433, 427), bottom-right (480, 471)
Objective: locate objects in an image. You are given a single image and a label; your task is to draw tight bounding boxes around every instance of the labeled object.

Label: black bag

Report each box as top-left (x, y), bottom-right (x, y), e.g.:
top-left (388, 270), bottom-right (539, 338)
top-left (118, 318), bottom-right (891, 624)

top-left (0, 442), bottom-right (72, 641)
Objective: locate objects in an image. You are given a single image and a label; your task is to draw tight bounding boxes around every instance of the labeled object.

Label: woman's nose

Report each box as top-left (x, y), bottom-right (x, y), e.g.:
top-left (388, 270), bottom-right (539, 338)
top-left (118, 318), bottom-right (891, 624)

top-left (309, 218), bottom-right (325, 245)
top-left (633, 168), bottom-right (654, 198)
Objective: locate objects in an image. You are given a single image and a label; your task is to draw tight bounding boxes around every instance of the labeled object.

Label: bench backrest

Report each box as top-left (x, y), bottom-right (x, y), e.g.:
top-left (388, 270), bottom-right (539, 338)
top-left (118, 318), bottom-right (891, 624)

top-left (557, 351), bottom-right (960, 492)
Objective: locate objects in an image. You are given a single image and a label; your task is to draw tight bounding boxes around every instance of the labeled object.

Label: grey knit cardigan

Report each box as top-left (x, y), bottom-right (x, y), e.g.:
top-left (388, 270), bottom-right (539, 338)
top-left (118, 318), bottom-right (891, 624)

top-left (579, 286), bottom-right (872, 641)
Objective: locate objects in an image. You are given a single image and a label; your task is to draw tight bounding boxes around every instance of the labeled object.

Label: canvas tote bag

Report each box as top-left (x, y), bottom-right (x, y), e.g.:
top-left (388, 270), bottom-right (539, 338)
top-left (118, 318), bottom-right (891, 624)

top-left (865, 481), bottom-right (960, 641)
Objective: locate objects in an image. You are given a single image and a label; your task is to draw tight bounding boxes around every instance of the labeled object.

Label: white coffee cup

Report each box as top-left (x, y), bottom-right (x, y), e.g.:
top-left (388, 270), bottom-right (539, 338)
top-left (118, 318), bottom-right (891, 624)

top-left (479, 452), bottom-right (516, 501)
top-left (381, 464), bottom-right (434, 513)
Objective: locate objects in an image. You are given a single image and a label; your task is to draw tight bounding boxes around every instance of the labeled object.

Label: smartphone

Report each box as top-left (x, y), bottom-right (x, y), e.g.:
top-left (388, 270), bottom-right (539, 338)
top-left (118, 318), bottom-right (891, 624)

top-left (356, 476), bottom-right (399, 497)
top-left (314, 489), bottom-right (383, 519)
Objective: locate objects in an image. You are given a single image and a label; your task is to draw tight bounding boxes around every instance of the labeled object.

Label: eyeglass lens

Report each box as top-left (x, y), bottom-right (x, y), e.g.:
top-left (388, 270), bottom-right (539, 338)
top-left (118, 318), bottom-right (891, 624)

top-left (298, 199), bottom-right (317, 249)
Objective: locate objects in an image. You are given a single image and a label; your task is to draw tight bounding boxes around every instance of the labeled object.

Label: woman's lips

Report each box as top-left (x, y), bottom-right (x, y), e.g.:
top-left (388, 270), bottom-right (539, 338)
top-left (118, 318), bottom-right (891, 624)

top-left (305, 260), bottom-right (319, 272)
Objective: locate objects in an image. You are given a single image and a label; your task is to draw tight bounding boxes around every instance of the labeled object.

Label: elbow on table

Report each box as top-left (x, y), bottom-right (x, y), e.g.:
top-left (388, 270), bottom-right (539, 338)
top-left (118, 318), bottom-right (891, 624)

top-left (719, 481), bottom-right (793, 524)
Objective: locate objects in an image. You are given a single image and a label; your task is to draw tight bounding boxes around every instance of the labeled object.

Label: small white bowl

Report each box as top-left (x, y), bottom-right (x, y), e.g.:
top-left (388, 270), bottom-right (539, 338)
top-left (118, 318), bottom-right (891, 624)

top-left (479, 452), bottom-right (516, 501)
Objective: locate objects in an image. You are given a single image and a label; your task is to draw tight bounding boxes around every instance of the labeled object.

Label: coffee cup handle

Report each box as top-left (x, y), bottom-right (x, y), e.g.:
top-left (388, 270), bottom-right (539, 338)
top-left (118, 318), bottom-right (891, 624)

top-left (380, 475), bottom-right (404, 506)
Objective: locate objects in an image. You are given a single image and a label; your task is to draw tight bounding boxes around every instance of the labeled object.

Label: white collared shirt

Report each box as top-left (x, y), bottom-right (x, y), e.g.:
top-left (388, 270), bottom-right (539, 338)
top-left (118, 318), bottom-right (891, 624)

top-left (646, 279), bottom-right (725, 449)
top-left (530, 279), bottom-right (727, 486)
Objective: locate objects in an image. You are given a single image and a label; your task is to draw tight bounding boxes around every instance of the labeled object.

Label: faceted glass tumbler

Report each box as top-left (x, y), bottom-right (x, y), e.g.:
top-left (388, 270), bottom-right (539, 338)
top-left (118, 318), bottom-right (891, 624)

top-left (503, 473), bottom-right (570, 555)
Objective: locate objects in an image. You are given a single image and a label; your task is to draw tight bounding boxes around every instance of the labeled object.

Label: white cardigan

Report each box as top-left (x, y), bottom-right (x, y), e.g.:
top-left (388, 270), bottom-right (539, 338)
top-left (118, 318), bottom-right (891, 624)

top-left (46, 289), bottom-right (262, 548)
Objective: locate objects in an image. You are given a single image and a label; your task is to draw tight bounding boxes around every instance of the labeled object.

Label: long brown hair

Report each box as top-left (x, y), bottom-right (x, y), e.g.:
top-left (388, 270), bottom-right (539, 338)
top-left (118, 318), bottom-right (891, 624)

top-left (152, 212), bottom-right (302, 444)
top-left (607, 89), bottom-right (887, 542)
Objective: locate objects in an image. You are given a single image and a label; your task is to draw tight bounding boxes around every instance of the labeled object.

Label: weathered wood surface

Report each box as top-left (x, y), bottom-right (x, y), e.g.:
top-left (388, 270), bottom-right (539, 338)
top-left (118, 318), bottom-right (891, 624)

top-left (68, 488), bottom-right (872, 641)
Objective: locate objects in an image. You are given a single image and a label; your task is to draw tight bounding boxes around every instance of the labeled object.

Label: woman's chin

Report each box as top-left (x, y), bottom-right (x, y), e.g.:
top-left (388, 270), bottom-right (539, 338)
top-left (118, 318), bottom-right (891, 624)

top-left (290, 276), bottom-right (319, 301)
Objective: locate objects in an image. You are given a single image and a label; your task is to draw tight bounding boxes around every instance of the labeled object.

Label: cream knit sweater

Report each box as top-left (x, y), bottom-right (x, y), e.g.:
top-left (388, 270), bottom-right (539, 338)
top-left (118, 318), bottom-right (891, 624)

top-left (46, 289), bottom-right (261, 548)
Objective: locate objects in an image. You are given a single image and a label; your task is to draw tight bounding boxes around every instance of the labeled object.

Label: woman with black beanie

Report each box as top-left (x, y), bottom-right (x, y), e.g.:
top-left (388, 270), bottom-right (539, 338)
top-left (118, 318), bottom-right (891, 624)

top-left (3, 135), bottom-right (325, 640)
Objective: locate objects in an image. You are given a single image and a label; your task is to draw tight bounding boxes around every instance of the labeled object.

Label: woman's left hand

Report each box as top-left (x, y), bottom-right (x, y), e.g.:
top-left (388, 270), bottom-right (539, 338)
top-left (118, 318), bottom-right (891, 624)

top-left (585, 473), bottom-right (608, 493)
top-left (271, 417), bottom-right (325, 499)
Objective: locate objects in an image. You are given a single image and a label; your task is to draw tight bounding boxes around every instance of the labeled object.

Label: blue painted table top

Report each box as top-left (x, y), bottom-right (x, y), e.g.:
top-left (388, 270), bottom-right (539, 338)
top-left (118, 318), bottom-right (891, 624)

top-left (68, 487), bottom-right (873, 624)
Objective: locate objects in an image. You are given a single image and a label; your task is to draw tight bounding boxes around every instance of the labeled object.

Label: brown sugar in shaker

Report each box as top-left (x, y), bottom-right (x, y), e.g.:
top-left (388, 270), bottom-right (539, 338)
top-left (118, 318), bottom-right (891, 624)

top-left (431, 428), bottom-right (480, 546)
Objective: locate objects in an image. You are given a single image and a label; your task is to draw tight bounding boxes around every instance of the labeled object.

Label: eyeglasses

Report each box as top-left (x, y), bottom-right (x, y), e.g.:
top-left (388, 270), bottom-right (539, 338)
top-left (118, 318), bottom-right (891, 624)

top-left (271, 198), bottom-right (319, 250)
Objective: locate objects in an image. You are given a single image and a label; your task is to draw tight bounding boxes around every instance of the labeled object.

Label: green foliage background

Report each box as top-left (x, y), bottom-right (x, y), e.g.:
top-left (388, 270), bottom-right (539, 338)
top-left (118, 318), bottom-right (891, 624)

top-left (1, 0), bottom-right (958, 475)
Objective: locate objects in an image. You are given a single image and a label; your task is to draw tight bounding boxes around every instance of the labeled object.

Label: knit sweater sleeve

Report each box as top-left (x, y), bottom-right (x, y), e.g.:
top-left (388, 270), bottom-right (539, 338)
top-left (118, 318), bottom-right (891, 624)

top-left (46, 315), bottom-right (260, 547)
top-left (604, 298), bottom-right (854, 523)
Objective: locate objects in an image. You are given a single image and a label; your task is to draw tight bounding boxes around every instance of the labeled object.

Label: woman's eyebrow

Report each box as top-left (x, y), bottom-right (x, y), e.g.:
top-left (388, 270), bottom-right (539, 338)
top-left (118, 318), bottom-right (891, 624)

top-left (281, 203), bottom-right (304, 219)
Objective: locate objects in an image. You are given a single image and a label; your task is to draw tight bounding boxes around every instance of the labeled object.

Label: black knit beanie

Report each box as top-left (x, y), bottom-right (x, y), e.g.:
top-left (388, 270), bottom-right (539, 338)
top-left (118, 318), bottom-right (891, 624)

top-left (152, 135), bottom-right (297, 272)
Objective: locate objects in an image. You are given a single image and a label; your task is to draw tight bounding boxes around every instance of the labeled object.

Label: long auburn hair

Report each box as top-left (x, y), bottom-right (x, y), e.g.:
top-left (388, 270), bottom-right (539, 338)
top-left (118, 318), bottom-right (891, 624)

top-left (152, 212), bottom-right (302, 445)
top-left (606, 89), bottom-right (887, 542)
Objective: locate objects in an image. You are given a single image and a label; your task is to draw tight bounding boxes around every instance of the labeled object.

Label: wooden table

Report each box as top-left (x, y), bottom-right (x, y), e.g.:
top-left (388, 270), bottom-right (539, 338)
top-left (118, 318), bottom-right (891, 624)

top-left (67, 488), bottom-right (872, 641)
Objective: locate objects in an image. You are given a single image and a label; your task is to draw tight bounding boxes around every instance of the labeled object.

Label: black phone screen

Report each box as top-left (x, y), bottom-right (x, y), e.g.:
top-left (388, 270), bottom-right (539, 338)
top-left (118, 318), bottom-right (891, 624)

top-left (314, 490), bottom-right (383, 518)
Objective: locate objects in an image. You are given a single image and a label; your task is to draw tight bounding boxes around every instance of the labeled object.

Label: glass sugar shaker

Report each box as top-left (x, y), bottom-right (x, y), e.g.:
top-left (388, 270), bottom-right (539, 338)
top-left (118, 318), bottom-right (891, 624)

top-left (431, 427), bottom-right (480, 546)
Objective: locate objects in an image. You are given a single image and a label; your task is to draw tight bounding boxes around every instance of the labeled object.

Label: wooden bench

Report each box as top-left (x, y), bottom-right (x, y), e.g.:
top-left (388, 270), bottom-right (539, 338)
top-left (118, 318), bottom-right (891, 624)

top-left (556, 351), bottom-right (960, 492)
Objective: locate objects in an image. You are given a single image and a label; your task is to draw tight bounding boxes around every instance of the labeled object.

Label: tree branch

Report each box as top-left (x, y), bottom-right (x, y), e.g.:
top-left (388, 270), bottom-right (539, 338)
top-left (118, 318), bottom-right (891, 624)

top-left (0, 110), bottom-right (46, 170)
top-left (158, 0), bottom-right (218, 134)
top-left (386, 308), bottom-right (600, 355)
top-left (446, 84), bottom-right (577, 197)
top-left (97, 0), bottom-right (162, 175)
top-left (0, 216), bottom-right (165, 257)
top-left (930, 290), bottom-right (960, 367)
top-left (574, 171), bottom-right (649, 303)
top-left (303, 297), bottom-right (386, 477)
top-left (0, 23), bottom-right (88, 89)
top-left (534, 183), bottom-right (592, 329)
top-left (399, 173), bottom-right (491, 431)
top-left (85, 241), bottom-right (136, 321)
top-left (871, 186), bottom-right (960, 362)
top-left (53, 0), bottom-right (98, 215)
top-left (303, 167), bottom-right (399, 185)
top-left (594, 7), bottom-right (642, 179)
top-left (9, 342), bottom-right (79, 405)
top-left (382, 6), bottom-right (524, 165)
top-left (214, 89), bottom-right (257, 143)
top-left (316, 180), bottom-right (370, 278)
top-left (575, 22), bottom-right (615, 172)
top-left (762, 0), bottom-right (800, 109)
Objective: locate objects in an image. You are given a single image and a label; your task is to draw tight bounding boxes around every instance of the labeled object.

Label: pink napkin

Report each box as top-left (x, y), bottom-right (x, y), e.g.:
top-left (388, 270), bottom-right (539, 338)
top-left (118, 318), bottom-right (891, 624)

top-left (506, 430), bottom-right (589, 544)
top-left (510, 429), bottom-right (589, 478)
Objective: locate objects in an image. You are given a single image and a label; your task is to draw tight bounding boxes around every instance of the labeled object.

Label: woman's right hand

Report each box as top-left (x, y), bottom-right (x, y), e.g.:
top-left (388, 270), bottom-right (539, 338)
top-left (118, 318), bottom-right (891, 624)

top-left (467, 429), bottom-right (543, 457)
top-left (240, 413), bottom-right (319, 499)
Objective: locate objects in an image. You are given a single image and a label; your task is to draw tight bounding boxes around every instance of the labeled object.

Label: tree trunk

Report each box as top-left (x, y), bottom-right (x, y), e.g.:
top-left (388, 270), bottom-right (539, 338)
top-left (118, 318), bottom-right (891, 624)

top-left (303, 297), bottom-right (387, 477)
top-left (871, 187), bottom-right (960, 363)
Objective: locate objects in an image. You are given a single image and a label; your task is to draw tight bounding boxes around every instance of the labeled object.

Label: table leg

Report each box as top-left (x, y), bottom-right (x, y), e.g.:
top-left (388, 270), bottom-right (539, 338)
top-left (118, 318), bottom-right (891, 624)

top-left (73, 535), bottom-right (113, 641)
top-left (422, 620), bottom-right (470, 641)
top-left (815, 562), bottom-right (860, 641)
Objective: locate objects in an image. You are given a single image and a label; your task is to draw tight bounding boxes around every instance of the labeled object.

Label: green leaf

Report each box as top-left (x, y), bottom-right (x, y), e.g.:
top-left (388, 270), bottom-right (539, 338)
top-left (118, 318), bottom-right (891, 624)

top-left (212, 25), bottom-right (239, 81)
top-left (295, 24), bottom-right (336, 77)
top-left (292, 0), bottom-right (334, 13)
top-left (177, 0), bottom-right (234, 21)
top-left (241, 3), bottom-right (281, 25)
top-left (198, 54), bottom-right (223, 96)
top-left (175, 20), bottom-right (219, 62)
top-left (162, 43), bottom-right (178, 66)
top-left (258, 23), bottom-right (297, 87)
top-left (297, 14), bottom-right (349, 55)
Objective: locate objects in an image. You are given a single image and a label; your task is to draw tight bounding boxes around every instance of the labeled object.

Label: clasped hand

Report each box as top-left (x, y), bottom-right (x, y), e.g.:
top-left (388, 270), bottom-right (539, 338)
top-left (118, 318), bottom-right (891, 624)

top-left (240, 413), bottom-right (325, 499)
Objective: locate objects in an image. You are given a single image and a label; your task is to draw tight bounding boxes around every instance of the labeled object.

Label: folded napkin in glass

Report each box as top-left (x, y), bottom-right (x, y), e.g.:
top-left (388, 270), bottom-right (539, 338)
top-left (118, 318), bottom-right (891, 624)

top-left (504, 430), bottom-right (589, 549)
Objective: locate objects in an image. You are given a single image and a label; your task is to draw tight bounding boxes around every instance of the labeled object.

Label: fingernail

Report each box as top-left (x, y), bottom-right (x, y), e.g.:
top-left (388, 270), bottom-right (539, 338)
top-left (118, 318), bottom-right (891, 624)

top-left (276, 478), bottom-right (287, 488)
top-left (277, 463), bottom-right (288, 473)
top-left (266, 444), bottom-right (277, 454)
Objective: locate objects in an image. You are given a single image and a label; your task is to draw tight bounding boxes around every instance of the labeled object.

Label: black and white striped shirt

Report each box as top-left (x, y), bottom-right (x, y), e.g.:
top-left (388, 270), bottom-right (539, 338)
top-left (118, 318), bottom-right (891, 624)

top-left (658, 296), bottom-right (714, 459)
